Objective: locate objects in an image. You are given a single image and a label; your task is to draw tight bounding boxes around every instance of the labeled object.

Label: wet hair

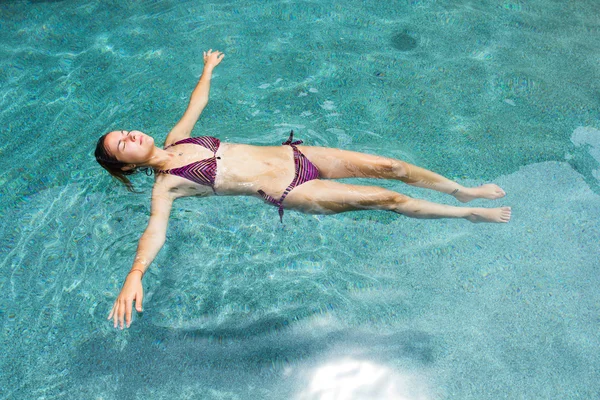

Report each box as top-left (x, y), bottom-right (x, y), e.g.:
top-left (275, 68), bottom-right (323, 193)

top-left (94, 133), bottom-right (139, 192)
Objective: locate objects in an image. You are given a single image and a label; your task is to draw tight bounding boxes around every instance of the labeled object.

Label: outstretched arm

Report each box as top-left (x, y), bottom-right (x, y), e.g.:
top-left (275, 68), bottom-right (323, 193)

top-left (108, 186), bottom-right (174, 329)
top-left (164, 49), bottom-right (225, 146)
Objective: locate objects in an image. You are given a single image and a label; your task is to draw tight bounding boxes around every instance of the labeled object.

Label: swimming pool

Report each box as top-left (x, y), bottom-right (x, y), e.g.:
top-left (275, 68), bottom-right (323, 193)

top-left (1, 0), bottom-right (599, 398)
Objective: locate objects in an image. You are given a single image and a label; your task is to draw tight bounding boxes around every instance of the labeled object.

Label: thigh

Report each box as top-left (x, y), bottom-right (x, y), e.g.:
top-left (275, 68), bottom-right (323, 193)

top-left (283, 179), bottom-right (409, 214)
top-left (298, 146), bottom-right (404, 179)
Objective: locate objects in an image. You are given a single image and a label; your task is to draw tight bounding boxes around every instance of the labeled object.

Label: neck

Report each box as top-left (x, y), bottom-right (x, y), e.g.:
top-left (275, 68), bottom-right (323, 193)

top-left (143, 147), bottom-right (174, 170)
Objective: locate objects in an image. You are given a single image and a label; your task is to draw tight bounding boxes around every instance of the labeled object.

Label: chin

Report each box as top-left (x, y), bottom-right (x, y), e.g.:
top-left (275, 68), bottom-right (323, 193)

top-left (144, 135), bottom-right (155, 147)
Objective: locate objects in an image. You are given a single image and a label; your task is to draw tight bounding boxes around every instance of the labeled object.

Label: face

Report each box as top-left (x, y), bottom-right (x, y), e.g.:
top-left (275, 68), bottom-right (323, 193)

top-left (104, 130), bottom-right (155, 166)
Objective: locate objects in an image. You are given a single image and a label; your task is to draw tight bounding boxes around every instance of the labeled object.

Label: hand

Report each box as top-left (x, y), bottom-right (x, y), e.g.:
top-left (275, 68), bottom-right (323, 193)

top-left (203, 49), bottom-right (224, 68)
top-left (107, 271), bottom-right (144, 329)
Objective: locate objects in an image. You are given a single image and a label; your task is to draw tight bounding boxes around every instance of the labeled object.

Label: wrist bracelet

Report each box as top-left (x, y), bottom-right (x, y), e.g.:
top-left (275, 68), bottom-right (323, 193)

top-left (128, 269), bottom-right (145, 277)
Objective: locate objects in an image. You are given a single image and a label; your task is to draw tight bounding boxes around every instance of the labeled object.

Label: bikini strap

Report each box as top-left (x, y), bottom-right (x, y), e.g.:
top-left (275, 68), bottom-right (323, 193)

top-left (257, 190), bottom-right (285, 222)
top-left (282, 130), bottom-right (303, 147)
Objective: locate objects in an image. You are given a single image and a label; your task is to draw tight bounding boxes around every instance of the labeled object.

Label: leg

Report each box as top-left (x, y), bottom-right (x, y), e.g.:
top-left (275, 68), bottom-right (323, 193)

top-left (283, 180), bottom-right (511, 223)
top-left (298, 146), bottom-right (506, 202)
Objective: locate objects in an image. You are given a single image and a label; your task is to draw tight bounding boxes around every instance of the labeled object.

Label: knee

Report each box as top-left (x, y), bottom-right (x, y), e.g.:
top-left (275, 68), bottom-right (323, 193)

top-left (378, 159), bottom-right (407, 177)
top-left (391, 193), bottom-right (415, 212)
top-left (353, 191), bottom-right (409, 211)
top-left (379, 193), bottom-right (412, 211)
top-left (393, 160), bottom-right (408, 177)
top-left (393, 193), bottom-right (411, 205)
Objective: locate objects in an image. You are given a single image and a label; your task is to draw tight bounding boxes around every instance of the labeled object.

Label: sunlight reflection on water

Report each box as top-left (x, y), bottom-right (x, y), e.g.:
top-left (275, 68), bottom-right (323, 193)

top-left (297, 358), bottom-right (430, 400)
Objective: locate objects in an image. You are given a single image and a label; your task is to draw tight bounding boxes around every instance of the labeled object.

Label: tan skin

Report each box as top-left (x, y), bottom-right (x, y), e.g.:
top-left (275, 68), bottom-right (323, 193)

top-left (106, 50), bottom-right (511, 329)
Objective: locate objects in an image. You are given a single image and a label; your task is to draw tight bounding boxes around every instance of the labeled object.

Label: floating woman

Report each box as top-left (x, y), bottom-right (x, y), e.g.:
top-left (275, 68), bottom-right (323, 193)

top-left (95, 50), bottom-right (511, 329)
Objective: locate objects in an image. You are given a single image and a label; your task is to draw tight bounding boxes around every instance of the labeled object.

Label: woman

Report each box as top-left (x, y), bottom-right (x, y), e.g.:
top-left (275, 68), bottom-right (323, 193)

top-left (96, 50), bottom-right (511, 329)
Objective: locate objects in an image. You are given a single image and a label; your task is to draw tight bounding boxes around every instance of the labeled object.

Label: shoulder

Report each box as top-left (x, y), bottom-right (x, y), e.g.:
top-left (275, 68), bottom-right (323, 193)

top-left (151, 178), bottom-right (178, 203)
top-left (163, 122), bottom-right (197, 148)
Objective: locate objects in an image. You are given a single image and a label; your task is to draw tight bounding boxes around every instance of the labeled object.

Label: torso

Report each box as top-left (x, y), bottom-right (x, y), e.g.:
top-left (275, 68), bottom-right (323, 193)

top-left (154, 141), bottom-right (296, 199)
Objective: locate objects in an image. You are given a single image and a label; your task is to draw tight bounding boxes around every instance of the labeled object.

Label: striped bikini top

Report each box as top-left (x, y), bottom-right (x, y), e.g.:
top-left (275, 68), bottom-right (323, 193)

top-left (156, 136), bottom-right (220, 188)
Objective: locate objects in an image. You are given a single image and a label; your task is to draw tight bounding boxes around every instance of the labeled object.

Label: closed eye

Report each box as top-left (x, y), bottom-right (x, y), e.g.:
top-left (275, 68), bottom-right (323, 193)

top-left (118, 131), bottom-right (130, 151)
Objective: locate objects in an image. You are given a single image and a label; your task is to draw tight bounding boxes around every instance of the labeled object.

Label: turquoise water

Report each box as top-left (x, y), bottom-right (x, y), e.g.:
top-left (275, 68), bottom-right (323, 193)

top-left (1, 0), bottom-right (599, 398)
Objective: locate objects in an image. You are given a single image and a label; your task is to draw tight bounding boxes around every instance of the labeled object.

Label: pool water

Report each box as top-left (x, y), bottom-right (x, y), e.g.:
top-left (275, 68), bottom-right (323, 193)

top-left (1, 0), bottom-right (599, 399)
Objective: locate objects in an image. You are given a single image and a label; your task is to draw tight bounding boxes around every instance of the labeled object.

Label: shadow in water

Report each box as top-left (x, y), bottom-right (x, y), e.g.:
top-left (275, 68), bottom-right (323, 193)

top-left (391, 31), bottom-right (418, 51)
top-left (69, 322), bottom-right (438, 399)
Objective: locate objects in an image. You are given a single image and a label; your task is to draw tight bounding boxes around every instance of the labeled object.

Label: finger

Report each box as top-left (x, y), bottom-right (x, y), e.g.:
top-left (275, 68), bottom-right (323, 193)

top-left (113, 303), bottom-right (119, 328)
top-left (118, 301), bottom-right (125, 329)
top-left (125, 300), bottom-right (133, 328)
top-left (136, 292), bottom-right (144, 312)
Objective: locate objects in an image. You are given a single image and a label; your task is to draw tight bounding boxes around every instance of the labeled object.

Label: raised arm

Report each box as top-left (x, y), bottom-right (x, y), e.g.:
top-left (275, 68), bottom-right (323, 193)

top-left (108, 186), bottom-right (174, 329)
top-left (164, 49), bottom-right (225, 146)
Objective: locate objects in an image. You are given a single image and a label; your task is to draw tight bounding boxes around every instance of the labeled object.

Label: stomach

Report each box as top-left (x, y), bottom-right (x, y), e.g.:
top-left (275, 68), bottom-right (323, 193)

top-left (214, 143), bottom-right (297, 196)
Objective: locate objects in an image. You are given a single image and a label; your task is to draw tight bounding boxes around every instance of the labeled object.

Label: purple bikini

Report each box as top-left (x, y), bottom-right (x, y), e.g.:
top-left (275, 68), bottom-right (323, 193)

top-left (157, 131), bottom-right (319, 221)
top-left (257, 131), bottom-right (320, 222)
top-left (157, 136), bottom-right (221, 192)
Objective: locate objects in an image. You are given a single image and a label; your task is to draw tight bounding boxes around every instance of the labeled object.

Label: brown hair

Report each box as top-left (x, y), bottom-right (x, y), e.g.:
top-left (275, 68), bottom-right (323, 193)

top-left (94, 133), bottom-right (138, 192)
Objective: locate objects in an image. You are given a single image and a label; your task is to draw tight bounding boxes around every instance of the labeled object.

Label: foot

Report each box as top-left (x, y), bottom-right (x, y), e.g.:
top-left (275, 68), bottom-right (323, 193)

top-left (465, 206), bottom-right (511, 223)
top-left (454, 184), bottom-right (506, 203)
